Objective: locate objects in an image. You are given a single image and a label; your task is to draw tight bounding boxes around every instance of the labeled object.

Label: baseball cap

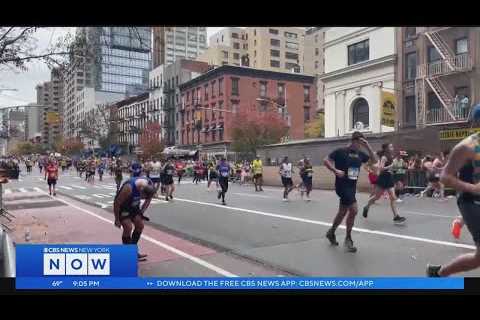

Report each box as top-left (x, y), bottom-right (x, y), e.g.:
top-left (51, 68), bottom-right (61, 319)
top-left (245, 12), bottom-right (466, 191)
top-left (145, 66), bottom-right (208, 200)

top-left (351, 131), bottom-right (365, 141)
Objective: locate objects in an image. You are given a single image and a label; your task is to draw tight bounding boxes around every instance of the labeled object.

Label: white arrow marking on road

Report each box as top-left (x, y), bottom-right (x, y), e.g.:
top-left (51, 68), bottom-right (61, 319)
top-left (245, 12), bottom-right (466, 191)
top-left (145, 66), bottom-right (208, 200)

top-left (95, 202), bottom-right (109, 208)
top-left (173, 197), bottom-right (477, 251)
top-left (58, 186), bottom-right (73, 190)
top-left (33, 189), bottom-right (238, 278)
top-left (18, 188), bottom-right (28, 193)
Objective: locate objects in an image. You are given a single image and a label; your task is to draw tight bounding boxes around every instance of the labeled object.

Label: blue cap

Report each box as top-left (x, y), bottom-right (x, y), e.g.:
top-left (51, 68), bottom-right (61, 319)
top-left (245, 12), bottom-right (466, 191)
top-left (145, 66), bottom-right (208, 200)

top-left (471, 104), bottom-right (480, 122)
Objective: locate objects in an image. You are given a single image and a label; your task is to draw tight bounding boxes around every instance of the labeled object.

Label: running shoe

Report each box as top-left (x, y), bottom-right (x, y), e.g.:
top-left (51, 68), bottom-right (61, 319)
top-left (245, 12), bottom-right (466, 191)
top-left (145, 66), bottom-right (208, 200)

top-left (344, 238), bottom-right (357, 253)
top-left (393, 215), bottom-right (406, 224)
top-left (165, 196), bottom-right (169, 201)
top-left (362, 206), bottom-right (369, 218)
top-left (396, 198), bottom-right (403, 203)
top-left (451, 218), bottom-right (462, 239)
top-left (53, 192), bottom-right (56, 196)
top-left (217, 191), bottom-right (222, 199)
top-left (326, 229), bottom-right (339, 246)
top-left (426, 264), bottom-right (441, 277)
top-left (170, 195), bottom-right (173, 200)
top-left (222, 201), bottom-right (226, 205)
top-left (282, 198), bottom-right (288, 202)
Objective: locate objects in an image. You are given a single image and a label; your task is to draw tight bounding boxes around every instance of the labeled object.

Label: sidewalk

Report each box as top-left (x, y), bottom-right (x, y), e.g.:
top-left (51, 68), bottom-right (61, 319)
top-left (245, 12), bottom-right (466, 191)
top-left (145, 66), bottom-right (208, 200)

top-left (3, 188), bottom-right (283, 277)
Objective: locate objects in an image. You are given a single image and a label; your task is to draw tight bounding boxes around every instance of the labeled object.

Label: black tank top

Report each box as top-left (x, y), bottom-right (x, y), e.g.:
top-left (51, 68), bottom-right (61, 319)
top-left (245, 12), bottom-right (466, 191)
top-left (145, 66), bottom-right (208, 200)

top-left (380, 155), bottom-right (393, 176)
top-left (458, 133), bottom-right (480, 201)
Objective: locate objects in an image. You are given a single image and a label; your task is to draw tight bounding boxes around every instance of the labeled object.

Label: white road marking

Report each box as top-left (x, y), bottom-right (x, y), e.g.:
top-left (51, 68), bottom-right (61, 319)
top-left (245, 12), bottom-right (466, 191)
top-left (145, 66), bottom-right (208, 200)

top-left (71, 185), bottom-right (87, 190)
top-left (173, 197), bottom-right (477, 251)
top-left (99, 184), bottom-right (116, 189)
top-left (4, 189), bottom-right (12, 194)
top-left (92, 194), bottom-right (108, 198)
top-left (151, 199), bottom-right (168, 204)
top-left (233, 192), bottom-right (272, 199)
top-left (107, 200), bottom-right (114, 204)
top-left (74, 195), bottom-right (92, 200)
top-left (34, 188), bottom-right (237, 277)
top-left (73, 177), bottom-right (81, 179)
top-left (57, 186), bottom-right (73, 190)
top-left (95, 202), bottom-right (109, 209)
top-left (18, 188), bottom-right (28, 193)
top-left (403, 210), bottom-right (456, 219)
top-left (109, 192), bottom-right (117, 196)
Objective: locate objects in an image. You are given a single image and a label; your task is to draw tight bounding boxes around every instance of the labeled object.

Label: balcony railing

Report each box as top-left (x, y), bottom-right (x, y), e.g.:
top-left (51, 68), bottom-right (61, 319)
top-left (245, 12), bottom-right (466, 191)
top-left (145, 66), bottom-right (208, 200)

top-left (417, 54), bottom-right (472, 78)
top-left (426, 105), bottom-right (470, 125)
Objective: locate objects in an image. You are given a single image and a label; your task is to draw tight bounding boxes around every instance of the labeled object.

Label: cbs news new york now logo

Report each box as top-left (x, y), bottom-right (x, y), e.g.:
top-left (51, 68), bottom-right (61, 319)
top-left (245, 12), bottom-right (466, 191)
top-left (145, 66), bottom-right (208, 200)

top-left (43, 247), bottom-right (110, 275)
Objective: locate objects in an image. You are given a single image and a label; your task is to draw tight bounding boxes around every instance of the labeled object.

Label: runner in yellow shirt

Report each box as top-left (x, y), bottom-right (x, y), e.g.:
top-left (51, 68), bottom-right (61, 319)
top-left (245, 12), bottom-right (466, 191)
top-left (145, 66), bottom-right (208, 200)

top-left (252, 155), bottom-right (264, 192)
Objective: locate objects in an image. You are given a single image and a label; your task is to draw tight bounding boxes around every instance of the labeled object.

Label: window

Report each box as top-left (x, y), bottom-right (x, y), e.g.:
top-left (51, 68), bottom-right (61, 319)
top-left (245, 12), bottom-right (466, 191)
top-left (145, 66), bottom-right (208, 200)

top-left (219, 129), bottom-right (224, 141)
top-left (218, 78), bottom-right (223, 96)
top-left (233, 42), bottom-right (240, 49)
top-left (222, 51), bottom-right (228, 59)
top-left (204, 84), bottom-right (208, 100)
top-left (428, 92), bottom-right (441, 111)
top-left (270, 60), bottom-right (280, 68)
top-left (212, 130), bottom-right (216, 142)
top-left (352, 98), bottom-right (369, 128)
top-left (456, 38), bottom-right (468, 54)
top-left (348, 39), bottom-right (369, 65)
top-left (219, 101), bottom-right (223, 118)
top-left (277, 83), bottom-right (285, 98)
top-left (221, 35), bottom-right (224, 42)
top-left (315, 48), bottom-right (319, 56)
top-left (405, 27), bottom-right (416, 39)
top-left (231, 78), bottom-right (239, 96)
top-left (284, 31), bottom-right (298, 39)
top-left (187, 91), bottom-right (190, 101)
top-left (254, 39), bottom-right (257, 46)
top-left (304, 86), bottom-right (310, 102)
top-left (231, 32), bottom-right (239, 39)
top-left (285, 52), bottom-right (299, 60)
top-left (211, 80), bottom-right (216, 97)
top-left (428, 46), bottom-right (441, 62)
top-left (254, 29), bottom-right (256, 36)
top-left (315, 34), bottom-right (318, 43)
top-left (405, 52), bottom-right (417, 80)
top-left (269, 29), bottom-right (279, 35)
top-left (243, 43), bottom-right (248, 50)
top-left (304, 107), bottom-right (310, 122)
top-left (260, 81), bottom-right (267, 97)
top-left (285, 62), bottom-right (298, 70)
top-left (211, 105), bottom-right (215, 120)
top-left (222, 61), bottom-right (229, 66)
top-left (285, 41), bottom-right (299, 50)
top-left (314, 61), bottom-right (319, 69)
top-left (254, 50), bottom-right (257, 57)
top-left (270, 39), bottom-right (280, 47)
top-left (270, 49), bottom-right (280, 57)
top-left (233, 53), bottom-right (240, 60)
top-left (404, 96), bottom-right (416, 127)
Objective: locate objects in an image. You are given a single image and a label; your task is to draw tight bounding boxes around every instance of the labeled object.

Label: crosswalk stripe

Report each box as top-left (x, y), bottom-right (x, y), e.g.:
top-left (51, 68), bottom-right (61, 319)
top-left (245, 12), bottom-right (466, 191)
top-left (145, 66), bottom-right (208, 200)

top-left (18, 188), bottom-right (28, 193)
top-left (95, 202), bottom-right (109, 209)
top-left (92, 194), bottom-right (105, 198)
top-left (58, 186), bottom-right (73, 190)
top-left (71, 185), bottom-right (87, 190)
top-left (109, 192), bottom-right (117, 196)
top-left (107, 200), bottom-right (114, 204)
top-left (33, 187), bottom-right (43, 192)
top-left (99, 184), bottom-right (116, 189)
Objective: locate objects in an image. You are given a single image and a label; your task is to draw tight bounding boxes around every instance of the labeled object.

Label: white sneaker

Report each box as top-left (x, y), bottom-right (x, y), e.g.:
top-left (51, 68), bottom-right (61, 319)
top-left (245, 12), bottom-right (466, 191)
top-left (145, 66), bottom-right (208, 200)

top-left (282, 198), bottom-right (288, 202)
top-left (396, 198), bottom-right (403, 203)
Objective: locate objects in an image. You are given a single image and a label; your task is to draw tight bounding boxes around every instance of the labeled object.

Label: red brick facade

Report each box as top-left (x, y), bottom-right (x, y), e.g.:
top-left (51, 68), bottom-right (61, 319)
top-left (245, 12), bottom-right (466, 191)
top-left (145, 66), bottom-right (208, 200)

top-left (177, 65), bottom-right (316, 148)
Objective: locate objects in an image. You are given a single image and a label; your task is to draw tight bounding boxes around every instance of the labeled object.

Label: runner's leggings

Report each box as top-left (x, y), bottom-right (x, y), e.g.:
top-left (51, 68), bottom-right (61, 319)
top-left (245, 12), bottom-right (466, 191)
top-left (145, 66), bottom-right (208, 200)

top-left (219, 177), bottom-right (228, 200)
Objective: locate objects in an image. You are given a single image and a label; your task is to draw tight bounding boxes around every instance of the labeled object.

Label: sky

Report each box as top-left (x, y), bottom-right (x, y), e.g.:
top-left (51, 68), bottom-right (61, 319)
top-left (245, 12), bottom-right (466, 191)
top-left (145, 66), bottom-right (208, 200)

top-left (0, 27), bottom-right (226, 109)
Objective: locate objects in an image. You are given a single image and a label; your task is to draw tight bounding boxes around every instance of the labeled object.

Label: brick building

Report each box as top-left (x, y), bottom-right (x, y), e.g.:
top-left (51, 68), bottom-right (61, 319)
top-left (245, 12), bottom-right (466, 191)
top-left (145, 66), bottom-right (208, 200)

top-left (178, 65), bottom-right (316, 156)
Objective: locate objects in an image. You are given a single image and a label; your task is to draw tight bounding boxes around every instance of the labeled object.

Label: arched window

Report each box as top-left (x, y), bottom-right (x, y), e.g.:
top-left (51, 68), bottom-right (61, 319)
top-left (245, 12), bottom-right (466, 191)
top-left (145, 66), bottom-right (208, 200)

top-left (351, 98), bottom-right (369, 129)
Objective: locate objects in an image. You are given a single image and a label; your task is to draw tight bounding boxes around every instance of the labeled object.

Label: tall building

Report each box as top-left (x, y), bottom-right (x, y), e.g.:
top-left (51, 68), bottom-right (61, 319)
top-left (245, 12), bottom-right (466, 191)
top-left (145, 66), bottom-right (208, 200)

top-left (178, 65), bottom-right (316, 155)
top-left (152, 27), bottom-right (207, 68)
top-left (320, 27), bottom-right (397, 138)
top-left (35, 68), bottom-right (64, 149)
top-left (64, 27), bottom-right (152, 139)
top-left (197, 27), bottom-right (249, 67)
top-left (304, 27), bottom-right (329, 112)
top-left (25, 103), bottom-right (41, 141)
top-left (396, 27), bottom-right (479, 149)
top-left (245, 27), bottom-right (306, 73)
top-left (116, 93), bottom-right (150, 153)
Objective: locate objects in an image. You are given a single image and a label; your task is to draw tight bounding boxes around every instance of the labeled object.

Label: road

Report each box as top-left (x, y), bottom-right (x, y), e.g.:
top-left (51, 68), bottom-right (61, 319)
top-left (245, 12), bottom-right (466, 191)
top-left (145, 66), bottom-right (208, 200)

top-left (4, 166), bottom-right (479, 277)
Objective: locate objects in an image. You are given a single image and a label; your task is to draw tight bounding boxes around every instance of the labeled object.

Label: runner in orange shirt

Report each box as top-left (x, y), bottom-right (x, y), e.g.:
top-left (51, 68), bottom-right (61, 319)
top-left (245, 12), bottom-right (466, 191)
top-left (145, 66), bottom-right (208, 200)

top-left (45, 159), bottom-right (59, 196)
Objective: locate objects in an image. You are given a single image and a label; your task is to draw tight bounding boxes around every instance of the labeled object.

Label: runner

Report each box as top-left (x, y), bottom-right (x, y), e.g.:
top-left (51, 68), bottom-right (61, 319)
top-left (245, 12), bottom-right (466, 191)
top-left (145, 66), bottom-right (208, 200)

top-left (25, 158), bottom-right (32, 174)
top-left (98, 161), bottom-right (105, 182)
top-left (87, 159), bottom-right (96, 183)
top-left (252, 155), bottom-right (264, 192)
top-left (324, 131), bottom-right (377, 253)
top-left (392, 151), bottom-right (408, 202)
top-left (279, 156), bottom-right (294, 202)
top-left (427, 105), bottom-right (480, 276)
top-left (216, 157), bottom-right (230, 205)
top-left (176, 159), bottom-right (185, 184)
top-left (362, 143), bottom-right (407, 225)
top-left (45, 159), bottom-right (59, 196)
top-left (162, 159), bottom-right (176, 201)
top-left (300, 158), bottom-right (313, 201)
top-left (207, 159), bottom-right (218, 191)
top-left (113, 176), bottom-right (155, 261)
top-left (60, 158), bottom-right (67, 172)
top-left (420, 153), bottom-right (448, 199)
top-left (114, 160), bottom-right (124, 193)
top-left (149, 157), bottom-right (162, 197)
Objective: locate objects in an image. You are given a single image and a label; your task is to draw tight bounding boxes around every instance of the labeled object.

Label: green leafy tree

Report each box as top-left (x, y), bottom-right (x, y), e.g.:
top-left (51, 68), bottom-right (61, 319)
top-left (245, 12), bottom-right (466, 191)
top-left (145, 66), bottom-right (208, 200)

top-left (304, 113), bottom-right (325, 138)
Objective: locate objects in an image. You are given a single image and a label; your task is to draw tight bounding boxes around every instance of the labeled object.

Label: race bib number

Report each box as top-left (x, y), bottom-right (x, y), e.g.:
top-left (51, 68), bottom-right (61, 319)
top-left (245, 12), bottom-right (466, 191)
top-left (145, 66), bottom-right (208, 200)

top-left (307, 172), bottom-right (313, 177)
top-left (347, 167), bottom-right (359, 180)
top-left (167, 169), bottom-right (174, 175)
top-left (150, 173), bottom-right (160, 178)
top-left (434, 173), bottom-right (440, 178)
top-left (221, 171), bottom-right (229, 177)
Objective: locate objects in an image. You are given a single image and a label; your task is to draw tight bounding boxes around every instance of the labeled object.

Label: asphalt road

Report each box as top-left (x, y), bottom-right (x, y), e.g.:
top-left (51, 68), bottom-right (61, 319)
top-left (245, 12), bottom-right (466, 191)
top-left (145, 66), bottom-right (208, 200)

top-left (7, 166), bottom-right (480, 277)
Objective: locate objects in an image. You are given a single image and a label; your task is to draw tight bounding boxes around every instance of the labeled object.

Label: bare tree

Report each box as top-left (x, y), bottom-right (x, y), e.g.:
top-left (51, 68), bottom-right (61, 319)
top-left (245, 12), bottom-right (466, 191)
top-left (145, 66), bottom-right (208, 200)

top-left (77, 103), bottom-right (119, 150)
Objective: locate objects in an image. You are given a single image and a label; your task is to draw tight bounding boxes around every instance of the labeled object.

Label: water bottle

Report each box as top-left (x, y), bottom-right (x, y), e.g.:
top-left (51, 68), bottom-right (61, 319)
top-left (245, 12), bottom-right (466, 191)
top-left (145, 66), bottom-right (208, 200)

top-left (451, 218), bottom-right (462, 240)
top-left (25, 228), bottom-right (31, 242)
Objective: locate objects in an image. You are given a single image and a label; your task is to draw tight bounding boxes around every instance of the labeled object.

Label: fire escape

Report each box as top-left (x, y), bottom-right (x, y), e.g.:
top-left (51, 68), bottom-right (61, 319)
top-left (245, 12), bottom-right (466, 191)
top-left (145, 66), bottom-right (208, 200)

top-left (416, 28), bottom-right (473, 126)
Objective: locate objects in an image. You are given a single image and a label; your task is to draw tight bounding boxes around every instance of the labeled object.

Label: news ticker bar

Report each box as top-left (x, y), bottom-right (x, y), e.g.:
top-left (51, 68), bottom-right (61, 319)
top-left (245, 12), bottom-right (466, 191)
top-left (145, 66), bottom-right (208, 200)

top-left (15, 277), bottom-right (464, 290)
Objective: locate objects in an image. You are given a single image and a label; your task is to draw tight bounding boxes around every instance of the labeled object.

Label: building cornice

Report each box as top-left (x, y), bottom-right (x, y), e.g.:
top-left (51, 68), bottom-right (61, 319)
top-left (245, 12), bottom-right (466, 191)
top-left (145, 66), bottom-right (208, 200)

top-left (318, 54), bottom-right (397, 82)
top-left (323, 27), bottom-right (382, 48)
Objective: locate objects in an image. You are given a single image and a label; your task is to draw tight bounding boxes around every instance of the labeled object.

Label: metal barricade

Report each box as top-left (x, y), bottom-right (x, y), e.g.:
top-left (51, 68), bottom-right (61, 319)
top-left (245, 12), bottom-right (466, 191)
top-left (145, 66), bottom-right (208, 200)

top-left (1, 228), bottom-right (16, 277)
top-left (405, 169), bottom-right (427, 194)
